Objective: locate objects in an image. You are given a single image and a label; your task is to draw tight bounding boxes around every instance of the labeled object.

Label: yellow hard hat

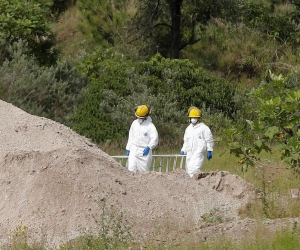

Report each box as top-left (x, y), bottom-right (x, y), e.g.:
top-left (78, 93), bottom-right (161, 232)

top-left (135, 105), bottom-right (150, 118)
top-left (188, 106), bottom-right (201, 118)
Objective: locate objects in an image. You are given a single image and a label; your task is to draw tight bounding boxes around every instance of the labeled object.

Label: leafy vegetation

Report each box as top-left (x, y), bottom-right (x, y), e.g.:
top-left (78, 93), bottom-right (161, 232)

top-left (72, 52), bottom-right (236, 148)
top-left (0, 0), bottom-right (59, 66)
top-left (220, 71), bottom-right (300, 172)
top-left (0, 40), bottom-right (89, 126)
top-left (77, 0), bottom-right (132, 48)
top-left (131, 0), bottom-right (243, 59)
top-left (1, 0), bottom-right (300, 248)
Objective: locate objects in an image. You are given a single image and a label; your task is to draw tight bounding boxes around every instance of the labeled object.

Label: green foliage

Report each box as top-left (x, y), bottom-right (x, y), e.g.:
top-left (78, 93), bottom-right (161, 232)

top-left (200, 208), bottom-right (232, 224)
top-left (183, 18), bottom-right (300, 85)
top-left (201, 224), bottom-right (300, 250)
top-left (241, 1), bottom-right (300, 45)
top-left (95, 191), bottom-right (132, 249)
top-left (62, 190), bottom-right (132, 250)
top-left (0, 0), bottom-right (59, 66)
top-left (0, 40), bottom-right (88, 126)
top-left (77, 0), bottom-right (131, 48)
top-left (72, 52), bottom-right (236, 147)
top-left (2, 220), bottom-right (46, 250)
top-left (221, 70), bottom-right (300, 171)
top-left (132, 0), bottom-right (243, 58)
top-left (36, 0), bottom-right (77, 19)
top-left (136, 54), bottom-right (237, 118)
top-left (72, 49), bottom-right (135, 143)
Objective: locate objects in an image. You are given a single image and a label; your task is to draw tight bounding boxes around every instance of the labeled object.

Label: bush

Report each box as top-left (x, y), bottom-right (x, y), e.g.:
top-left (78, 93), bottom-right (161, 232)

top-left (0, 0), bottom-right (59, 66)
top-left (72, 52), bottom-right (237, 147)
top-left (0, 40), bottom-right (88, 126)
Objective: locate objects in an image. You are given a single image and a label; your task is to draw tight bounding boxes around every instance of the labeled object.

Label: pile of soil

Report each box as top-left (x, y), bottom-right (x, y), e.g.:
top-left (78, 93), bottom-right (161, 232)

top-left (0, 100), bottom-right (298, 248)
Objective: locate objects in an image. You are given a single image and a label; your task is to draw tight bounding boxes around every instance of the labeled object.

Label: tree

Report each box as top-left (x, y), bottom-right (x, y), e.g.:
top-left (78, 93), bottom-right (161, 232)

top-left (221, 70), bottom-right (300, 172)
top-left (34, 0), bottom-right (77, 19)
top-left (169, 0), bottom-right (183, 59)
top-left (0, 40), bottom-right (88, 126)
top-left (0, 0), bottom-right (59, 66)
top-left (132, 0), bottom-right (243, 59)
top-left (77, 0), bottom-right (132, 48)
top-left (240, 1), bottom-right (299, 46)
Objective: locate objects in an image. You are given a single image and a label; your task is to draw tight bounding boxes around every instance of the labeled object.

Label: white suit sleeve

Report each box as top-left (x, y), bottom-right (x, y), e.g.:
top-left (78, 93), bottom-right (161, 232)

top-left (126, 124), bottom-right (133, 150)
top-left (204, 126), bottom-right (214, 151)
top-left (148, 124), bottom-right (158, 149)
top-left (180, 128), bottom-right (188, 153)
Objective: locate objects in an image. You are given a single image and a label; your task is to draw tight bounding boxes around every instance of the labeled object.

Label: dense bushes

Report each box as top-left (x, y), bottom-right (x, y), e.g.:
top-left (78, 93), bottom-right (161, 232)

top-left (0, 41), bottom-right (89, 126)
top-left (72, 52), bottom-right (237, 148)
top-left (0, 0), bottom-right (59, 66)
top-left (4, 0), bottom-right (300, 152)
top-left (221, 71), bottom-right (300, 171)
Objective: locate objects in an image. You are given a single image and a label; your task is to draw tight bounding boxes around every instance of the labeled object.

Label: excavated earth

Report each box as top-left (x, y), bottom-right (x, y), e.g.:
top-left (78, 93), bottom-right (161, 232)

top-left (0, 100), bottom-right (299, 249)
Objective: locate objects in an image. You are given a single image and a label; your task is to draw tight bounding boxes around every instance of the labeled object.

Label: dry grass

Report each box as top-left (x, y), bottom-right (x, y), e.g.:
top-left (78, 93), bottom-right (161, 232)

top-left (204, 144), bottom-right (300, 220)
top-left (51, 5), bottom-right (87, 62)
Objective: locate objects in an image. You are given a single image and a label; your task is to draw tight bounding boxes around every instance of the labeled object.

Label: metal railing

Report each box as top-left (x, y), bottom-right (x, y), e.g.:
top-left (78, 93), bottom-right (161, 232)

top-left (112, 154), bottom-right (186, 172)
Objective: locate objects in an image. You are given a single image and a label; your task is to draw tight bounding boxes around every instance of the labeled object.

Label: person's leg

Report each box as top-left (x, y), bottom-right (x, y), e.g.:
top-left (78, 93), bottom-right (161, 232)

top-left (127, 146), bottom-right (138, 172)
top-left (136, 149), bottom-right (152, 172)
top-left (185, 155), bottom-right (193, 177)
top-left (187, 153), bottom-right (204, 177)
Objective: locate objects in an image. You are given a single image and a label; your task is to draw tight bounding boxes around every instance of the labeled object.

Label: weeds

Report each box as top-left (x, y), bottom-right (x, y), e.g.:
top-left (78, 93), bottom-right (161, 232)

top-left (3, 219), bottom-right (46, 250)
top-left (200, 208), bottom-right (232, 224)
top-left (62, 190), bottom-right (133, 250)
top-left (96, 190), bottom-right (132, 249)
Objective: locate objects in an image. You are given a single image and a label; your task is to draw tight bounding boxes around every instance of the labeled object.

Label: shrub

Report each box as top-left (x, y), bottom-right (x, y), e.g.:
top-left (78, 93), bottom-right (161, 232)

top-left (0, 0), bottom-right (59, 66)
top-left (0, 40), bottom-right (88, 126)
top-left (72, 52), bottom-right (237, 147)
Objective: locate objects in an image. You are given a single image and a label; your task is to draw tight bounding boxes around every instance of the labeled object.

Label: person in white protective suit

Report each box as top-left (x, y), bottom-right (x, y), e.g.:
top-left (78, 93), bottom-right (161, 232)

top-left (180, 106), bottom-right (214, 177)
top-left (125, 105), bottom-right (158, 173)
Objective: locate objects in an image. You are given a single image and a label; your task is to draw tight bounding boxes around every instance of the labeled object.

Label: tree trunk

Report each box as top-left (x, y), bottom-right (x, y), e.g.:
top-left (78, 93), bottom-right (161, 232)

top-left (169, 0), bottom-right (183, 59)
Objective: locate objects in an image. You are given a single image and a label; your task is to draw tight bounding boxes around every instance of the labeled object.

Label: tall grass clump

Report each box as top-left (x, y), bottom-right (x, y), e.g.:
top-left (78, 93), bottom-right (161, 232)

top-left (52, 5), bottom-right (88, 63)
top-left (183, 21), bottom-right (298, 86)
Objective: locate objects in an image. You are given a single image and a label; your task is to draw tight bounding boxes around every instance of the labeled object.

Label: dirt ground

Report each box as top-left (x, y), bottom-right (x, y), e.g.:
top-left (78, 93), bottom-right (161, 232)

top-left (0, 100), bottom-right (299, 249)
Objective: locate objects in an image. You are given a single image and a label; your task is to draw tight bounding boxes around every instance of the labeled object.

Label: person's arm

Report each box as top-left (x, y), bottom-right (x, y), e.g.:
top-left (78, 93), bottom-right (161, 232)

top-left (126, 123), bottom-right (133, 151)
top-left (147, 124), bottom-right (158, 150)
top-left (204, 126), bottom-right (214, 152)
top-left (180, 127), bottom-right (189, 154)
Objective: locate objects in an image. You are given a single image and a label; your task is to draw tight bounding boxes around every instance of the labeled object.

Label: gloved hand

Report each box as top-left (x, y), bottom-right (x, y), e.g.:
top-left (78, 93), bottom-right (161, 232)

top-left (207, 151), bottom-right (212, 160)
top-left (180, 151), bottom-right (185, 155)
top-left (143, 146), bottom-right (150, 156)
top-left (126, 150), bottom-right (130, 156)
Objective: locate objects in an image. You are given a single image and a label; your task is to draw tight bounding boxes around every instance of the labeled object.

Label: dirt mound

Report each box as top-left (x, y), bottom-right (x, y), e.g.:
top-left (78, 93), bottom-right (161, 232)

top-left (0, 100), bottom-right (257, 248)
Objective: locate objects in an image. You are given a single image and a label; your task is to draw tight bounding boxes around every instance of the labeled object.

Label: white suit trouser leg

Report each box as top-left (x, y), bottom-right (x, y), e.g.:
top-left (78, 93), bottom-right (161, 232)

top-left (186, 152), bottom-right (204, 177)
top-left (127, 146), bottom-right (152, 173)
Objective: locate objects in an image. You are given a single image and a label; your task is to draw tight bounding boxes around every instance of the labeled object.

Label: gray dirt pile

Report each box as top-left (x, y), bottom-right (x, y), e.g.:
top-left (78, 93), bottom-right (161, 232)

top-left (1, 99), bottom-right (296, 249)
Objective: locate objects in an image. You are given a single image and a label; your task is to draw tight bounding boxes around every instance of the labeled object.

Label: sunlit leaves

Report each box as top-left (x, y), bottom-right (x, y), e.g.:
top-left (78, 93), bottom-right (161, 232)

top-left (0, 0), bottom-right (58, 66)
top-left (264, 126), bottom-right (280, 139)
top-left (222, 70), bottom-right (300, 171)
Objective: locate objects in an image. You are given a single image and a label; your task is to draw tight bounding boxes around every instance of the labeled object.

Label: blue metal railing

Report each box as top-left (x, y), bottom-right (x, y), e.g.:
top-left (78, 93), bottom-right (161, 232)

top-left (112, 154), bottom-right (186, 172)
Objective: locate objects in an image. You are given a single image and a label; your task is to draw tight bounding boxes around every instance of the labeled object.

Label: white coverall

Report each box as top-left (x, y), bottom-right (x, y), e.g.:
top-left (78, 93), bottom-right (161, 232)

top-left (126, 116), bottom-right (158, 172)
top-left (181, 122), bottom-right (214, 177)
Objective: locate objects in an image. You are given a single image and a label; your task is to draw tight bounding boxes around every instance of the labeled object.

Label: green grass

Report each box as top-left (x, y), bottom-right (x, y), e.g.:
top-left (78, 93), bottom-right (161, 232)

top-left (200, 224), bottom-right (300, 250)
